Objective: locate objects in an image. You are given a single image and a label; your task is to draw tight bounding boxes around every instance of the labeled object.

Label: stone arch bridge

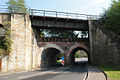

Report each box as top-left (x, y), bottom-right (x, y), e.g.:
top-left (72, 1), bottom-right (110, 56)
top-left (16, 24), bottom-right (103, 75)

top-left (0, 10), bottom-right (119, 72)
top-left (30, 11), bottom-right (90, 67)
top-left (38, 38), bottom-right (89, 67)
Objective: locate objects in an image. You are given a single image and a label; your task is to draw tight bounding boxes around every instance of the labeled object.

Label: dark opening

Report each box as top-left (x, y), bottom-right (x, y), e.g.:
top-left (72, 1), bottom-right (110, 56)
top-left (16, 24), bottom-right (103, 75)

top-left (69, 47), bottom-right (89, 64)
top-left (41, 48), bottom-right (63, 67)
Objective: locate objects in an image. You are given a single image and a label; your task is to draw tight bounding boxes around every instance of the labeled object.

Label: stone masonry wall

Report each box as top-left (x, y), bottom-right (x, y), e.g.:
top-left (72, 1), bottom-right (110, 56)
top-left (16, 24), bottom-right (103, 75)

top-left (10, 13), bottom-right (40, 71)
top-left (0, 13), bottom-right (89, 71)
top-left (0, 13), bottom-right (11, 72)
top-left (0, 13), bottom-right (40, 72)
top-left (89, 21), bottom-right (120, 67)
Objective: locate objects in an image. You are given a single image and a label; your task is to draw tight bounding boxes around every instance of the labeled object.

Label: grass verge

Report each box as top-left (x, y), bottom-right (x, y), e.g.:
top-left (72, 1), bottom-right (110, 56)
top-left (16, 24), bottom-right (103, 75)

top-left (100, 66), bottom-right (120, 80)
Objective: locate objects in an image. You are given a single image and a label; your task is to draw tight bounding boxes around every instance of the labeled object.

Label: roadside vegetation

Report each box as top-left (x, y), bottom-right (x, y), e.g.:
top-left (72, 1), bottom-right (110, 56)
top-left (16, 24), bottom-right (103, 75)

top-left (6, 0), bottom-right (27, 13)
top-left (100, 0), bottom-right (120, 35)
top-left (99, 0), bottom-right (120, 79)
top-left (75, 50), bottom-right (87, 58)
top-left (100, 67), bottom-right (120, 80)
top-left (0, 22), bottom-right (12, 56)
top-left (0, 0), bottom-right (27, 56)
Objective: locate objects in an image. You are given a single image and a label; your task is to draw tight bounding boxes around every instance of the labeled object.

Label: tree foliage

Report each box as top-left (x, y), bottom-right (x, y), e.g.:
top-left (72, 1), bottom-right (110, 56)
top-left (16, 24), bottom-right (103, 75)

top-left (100, 0), bottom-right (120, 35)
top-left (81, 31), bottom-right (88, 38)
top-left (6, 0), bottom-right (27, 13)
top-left (0, 25), bottom-right (12, 56)
top-left (75, 50), bottom-right (87, 58)
top-left (41, 29), bottom-right (79, 38)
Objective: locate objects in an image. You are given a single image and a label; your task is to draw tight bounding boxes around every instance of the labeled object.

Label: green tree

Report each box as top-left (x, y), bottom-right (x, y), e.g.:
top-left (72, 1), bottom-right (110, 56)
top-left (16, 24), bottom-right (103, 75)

top-left (81, 31), bottom-right (88, 38)
top-left (42, 29), bottom-right (79, 38)
top-left (0, 22), bottom-right (12, 56)
top-left (6, 0), bottom-right (27, 13)
top-left (100, 0), bottom-right (120, 35)
top-left (0, 28), bottom-right (12, 55)
top-left (75, 50), bottom-right (87, 58)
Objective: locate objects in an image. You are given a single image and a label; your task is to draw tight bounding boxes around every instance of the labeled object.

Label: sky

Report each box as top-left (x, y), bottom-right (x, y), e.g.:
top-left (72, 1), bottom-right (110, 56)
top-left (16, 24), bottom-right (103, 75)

top-left (0, 0), bottom-right (112, 15)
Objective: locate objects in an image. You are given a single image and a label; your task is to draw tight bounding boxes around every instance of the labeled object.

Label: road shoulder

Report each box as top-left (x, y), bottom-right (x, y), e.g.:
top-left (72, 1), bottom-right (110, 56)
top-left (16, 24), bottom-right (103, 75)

top-left (87, 65), bottom-right (106, 80)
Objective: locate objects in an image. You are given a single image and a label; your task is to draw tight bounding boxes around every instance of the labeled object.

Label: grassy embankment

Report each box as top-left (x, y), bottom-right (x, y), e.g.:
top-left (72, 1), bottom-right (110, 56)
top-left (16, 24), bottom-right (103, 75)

top-left (100, 67), bottom-right (120, 80)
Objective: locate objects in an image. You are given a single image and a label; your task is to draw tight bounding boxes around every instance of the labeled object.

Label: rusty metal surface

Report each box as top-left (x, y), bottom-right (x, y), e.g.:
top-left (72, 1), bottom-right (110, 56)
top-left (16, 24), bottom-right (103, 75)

top-left (30, 15), bottom-right (89, 30)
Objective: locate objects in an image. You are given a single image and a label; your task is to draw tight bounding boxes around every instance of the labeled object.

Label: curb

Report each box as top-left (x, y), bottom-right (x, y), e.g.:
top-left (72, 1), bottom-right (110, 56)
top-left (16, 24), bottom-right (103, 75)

top-left (84, 63), bottom-right (89, 80)
top-left (97, 67), bottom-right (108, 80)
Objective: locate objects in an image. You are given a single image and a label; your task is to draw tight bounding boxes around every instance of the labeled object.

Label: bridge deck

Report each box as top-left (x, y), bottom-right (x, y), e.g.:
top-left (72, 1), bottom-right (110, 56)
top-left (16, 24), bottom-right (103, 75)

top-left (30, 15), bottom-right (89, 31)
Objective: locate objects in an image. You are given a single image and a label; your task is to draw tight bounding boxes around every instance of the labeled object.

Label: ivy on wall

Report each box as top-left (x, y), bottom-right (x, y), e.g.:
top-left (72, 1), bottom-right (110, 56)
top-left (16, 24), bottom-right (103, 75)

top-left (0, 22), bottom-right (12, 56)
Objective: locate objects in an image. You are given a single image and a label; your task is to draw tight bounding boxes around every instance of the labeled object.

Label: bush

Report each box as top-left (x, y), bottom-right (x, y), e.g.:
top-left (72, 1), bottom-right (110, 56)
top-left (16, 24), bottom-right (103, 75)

top-left (0, 26), bottom-right (12, 56)
top-left (75, 51), bottom-right (87, 58)
top-left (100, 0), bottom-right (120, 35)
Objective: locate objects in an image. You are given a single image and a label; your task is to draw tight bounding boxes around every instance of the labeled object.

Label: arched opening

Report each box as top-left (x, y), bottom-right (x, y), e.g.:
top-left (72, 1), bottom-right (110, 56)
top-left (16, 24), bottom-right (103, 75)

top-left (41, 48), bottom-right (63, 67)
top-left (75, 50), bottom-right (88, 63)
top-left (69, 47), bottom-right (89, 64)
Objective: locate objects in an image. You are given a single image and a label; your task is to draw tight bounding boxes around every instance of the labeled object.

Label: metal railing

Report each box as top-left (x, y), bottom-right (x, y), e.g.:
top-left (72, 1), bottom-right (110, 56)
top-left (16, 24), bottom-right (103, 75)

top-left (30, 9), bottom-right (100, 20)
top-left (0, 5), bottom-right (101, 20)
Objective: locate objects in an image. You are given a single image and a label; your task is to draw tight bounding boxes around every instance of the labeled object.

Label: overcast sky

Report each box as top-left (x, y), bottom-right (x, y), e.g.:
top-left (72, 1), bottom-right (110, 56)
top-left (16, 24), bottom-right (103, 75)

top-left (0, 0), bottom-right (112, 15)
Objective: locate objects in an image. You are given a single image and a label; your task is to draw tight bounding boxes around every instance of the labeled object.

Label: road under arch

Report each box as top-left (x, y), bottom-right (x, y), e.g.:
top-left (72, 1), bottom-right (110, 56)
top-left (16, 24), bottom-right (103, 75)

top-left (68, 47), bottom-right (90, 64)
top-left (41, 48), bottom-right (62, 67)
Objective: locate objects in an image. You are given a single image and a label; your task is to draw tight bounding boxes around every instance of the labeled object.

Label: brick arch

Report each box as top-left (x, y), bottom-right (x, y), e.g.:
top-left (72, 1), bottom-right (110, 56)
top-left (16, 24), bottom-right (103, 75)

top-left (68, 43), bottom-right (89, 56)
top-left (43, 43), bottom-right (64, 54)
top-left (41, 44), bottom-right (64, 67)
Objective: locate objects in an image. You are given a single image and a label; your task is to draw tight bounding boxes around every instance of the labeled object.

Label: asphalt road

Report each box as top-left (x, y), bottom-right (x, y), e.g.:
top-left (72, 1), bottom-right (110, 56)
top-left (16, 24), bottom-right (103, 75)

top-left (0, 59), bottom-right (88, 80)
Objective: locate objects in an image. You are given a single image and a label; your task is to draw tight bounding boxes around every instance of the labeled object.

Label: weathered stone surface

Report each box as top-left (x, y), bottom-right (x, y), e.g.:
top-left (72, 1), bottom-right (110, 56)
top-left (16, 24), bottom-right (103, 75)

top-left (0, 13), bottom-right (89, 72)
top-left (38, 42), bottom-right (89, 67)
top-left (0, 13), bottom-right (11, 72)
top-left (89, 21), bottom-right (120, 67)
top-left (0, 13), bottom-right (40, 72)
top-left (0, 13), bottom-right (120, 72)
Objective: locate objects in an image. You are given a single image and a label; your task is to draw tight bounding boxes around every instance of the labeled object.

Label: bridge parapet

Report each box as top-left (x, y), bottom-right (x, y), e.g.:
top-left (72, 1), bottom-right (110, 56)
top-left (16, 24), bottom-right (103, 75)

top-left (29, 10), bottom-right (100, 30)
top-left (30, 15), bottom-right (89, 31)
top-left (0, 5), bottom-right (100, 30)
top-left (0, 5), bottom-right (100, 20)
top-left (30, 9), bottom-right (99, 20)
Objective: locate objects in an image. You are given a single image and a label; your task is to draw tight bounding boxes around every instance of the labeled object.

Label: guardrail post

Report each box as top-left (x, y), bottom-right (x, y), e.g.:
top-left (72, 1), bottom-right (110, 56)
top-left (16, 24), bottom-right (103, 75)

top-left (30, 9), bottom-right (33, 15)
top-left (28, 8), bottom-right (31, 15)
top-left (76, 13), bottom-right (78, 19)
top-left (43, 10), bottom-right (45, 17)
top-left (66, 13), bottom-right (68, 18)
top-left (43, 10), bottom-right (45, 25)
top-left (56, 12), bottom-right (57, 18)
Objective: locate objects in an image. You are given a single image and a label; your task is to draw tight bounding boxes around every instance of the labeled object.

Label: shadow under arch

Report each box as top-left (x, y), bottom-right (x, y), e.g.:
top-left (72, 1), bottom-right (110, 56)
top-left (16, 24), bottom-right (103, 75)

top-left (43, 44), bottom-right (64, 54)
top-left (68, 44), bottom-right (90, 64)
top-left (41, 44), bottom-right (64, 68)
